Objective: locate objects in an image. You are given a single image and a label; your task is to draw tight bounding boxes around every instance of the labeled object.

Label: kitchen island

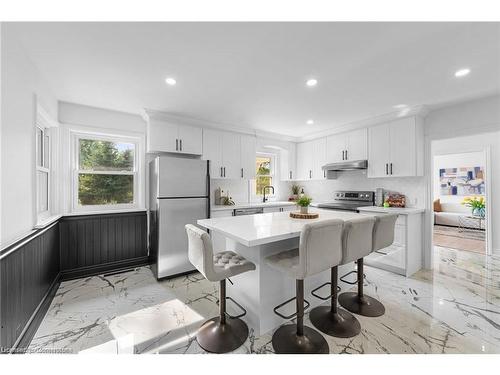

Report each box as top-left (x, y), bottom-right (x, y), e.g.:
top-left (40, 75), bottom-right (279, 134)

top-left (198, 208), bottom-right (363, 335)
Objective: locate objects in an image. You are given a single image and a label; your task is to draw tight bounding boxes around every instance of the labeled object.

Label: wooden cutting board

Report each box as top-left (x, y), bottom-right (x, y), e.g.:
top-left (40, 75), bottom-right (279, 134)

top-left (289, 212), bottom-right (319, 219)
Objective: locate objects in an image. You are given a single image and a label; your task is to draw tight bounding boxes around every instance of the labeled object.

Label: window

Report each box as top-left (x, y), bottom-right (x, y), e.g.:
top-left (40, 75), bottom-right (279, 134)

top-left (74, 135), bottom-right (138, 210)
top-left (255, 154), bottom-right (274, 195)
top-left (36, 126), bottom-right (51, 219)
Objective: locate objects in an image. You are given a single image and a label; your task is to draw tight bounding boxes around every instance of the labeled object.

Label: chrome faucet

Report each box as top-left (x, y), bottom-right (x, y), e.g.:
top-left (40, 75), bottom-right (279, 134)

top-left (262, 185), bottom-right (275, 203)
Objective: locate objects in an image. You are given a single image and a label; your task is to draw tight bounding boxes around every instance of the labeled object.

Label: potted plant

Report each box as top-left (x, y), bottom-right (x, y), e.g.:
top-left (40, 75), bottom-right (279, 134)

top-left (290, 184), bottom-right (301, 201)
top-left (297, 195), bottom-right (312, 214)
top-left (461, 196), bottom-right (486, 218)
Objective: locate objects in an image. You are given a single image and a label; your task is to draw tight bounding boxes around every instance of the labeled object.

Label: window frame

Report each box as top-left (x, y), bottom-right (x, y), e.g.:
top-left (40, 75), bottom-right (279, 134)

top-left (71, 132), bottom-right (140, 213)
top-left (36, 125), bottom-right (51, 221)
top-left (254, 152), bottom-right (276, 197)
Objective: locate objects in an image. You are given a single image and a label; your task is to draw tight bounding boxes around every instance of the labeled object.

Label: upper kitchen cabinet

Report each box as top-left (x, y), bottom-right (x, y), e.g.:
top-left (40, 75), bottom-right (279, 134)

top-left (203, 129), bottom-right (255, 179)
top-left (240, 135), bottom-right (257, 179)
top-left (326, 128), bottom-right (367, 163)
top-left (296, 137), bottom-right (327, 180)
top-left (279, 142), bottom-right (296, 181)
top-left (145, 112), bottom-right (203, 155)
top-left (367, 116), bottom-right (424, 178)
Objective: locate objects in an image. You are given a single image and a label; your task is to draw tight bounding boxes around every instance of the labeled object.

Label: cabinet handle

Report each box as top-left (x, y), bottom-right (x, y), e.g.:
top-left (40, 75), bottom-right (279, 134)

top-left (345, 149), bottom-right (348, 160)
top-left (385, 163), bottom-right (388, 175)
top-left (220, 167), bottom-right (223, 177)
top-left (289, 171), bottom-right (292, 180)
top-left (224, 167), bottom-right (226, 177)
top-left (342, 150), bottom-right (344, 160)
top-left (390, 163), bottom-right (393, 175)
top-left (176, 139), bottom-right (179, 151)
top-left (241, 168), bottom-right (244, 178)
top-left (324, 170), bottom-right (326, 178)
top-left (309, 170), bottom-right (312, 179)
top-left (180, 139), bottom-right (182, 151)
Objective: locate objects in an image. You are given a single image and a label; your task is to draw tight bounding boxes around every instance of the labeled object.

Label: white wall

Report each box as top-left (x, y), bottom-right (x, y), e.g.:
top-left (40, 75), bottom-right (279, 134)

top-left (1, 25), bottom-right (58, 247)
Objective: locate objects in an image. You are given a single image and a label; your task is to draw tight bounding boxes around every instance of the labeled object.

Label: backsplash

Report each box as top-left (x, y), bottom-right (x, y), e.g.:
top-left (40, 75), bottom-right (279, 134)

top-left (210, 179), bottom-right (291, 205)
top-left (291, 170), bottom-right (427, 208)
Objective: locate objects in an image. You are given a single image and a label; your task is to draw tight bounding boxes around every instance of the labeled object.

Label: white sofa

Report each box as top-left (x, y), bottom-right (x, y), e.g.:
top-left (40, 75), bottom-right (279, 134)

top-left (434, 202), bottom-right (485, 229)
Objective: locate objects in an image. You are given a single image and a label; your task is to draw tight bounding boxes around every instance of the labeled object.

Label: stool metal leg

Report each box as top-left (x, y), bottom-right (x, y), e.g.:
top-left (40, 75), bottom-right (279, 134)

top-left (271, 280), bottom-right (329, 354)
top-left (338, 258), bottom-right (385, 317)
top-left (310, 266), bottom-right (361, 338)
top-left (196, 279), bottom-right (249, 353)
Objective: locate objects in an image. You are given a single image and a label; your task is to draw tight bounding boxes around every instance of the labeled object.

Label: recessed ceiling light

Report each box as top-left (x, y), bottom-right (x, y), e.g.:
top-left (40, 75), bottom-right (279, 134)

top-left (306, 78), bottom-right (318, 87)
top-left (454, 68), bottom-right (471, 78)
top-left (165, 77), bottom-right (177, 86)
top-left (306, 119), bottom-right (314, 125)
top-left (393, 104), bottom-right (408, 109)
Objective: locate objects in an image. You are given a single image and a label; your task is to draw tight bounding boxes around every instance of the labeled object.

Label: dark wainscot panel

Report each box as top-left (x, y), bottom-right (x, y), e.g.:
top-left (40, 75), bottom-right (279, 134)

top-left (0, 222), bottom-right (60, 353)
top-left (59, 211), bottom-right (149, 280)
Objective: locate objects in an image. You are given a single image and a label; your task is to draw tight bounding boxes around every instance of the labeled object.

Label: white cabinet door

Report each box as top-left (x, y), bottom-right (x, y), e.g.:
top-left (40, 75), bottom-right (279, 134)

top-left (147, 120), bottom-right (178, 153)
top-left (296, 141), bottom-right (313, 180)
top-left (389, 117), bottom-right (416, 177)
top-left (221, 132), bottom-right (241, 179)
top-left (280, 143), bottom-right (297, 181)
top-left (202, 129), bottom-right (223, 178)
top-left (326, 134), bottom-right (347, 163)
top-left (368, 123), bottom-right (390, 178)
top-left (346, 128), bottom-right (367, 161)
top-left (240, 135), bottom-right (256, 179)
top-left (178, 124), bottom-right (202, 155)
top-left (312, 137), bottom-right (327, 179)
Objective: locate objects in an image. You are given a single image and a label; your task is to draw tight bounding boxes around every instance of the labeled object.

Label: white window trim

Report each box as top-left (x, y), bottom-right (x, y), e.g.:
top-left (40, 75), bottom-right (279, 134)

top-left (35, 125), bottom-right (51, 222)
top-left (71, 131), bottom-right (142, 213)
top-left (254, 152), bottom-right (276, 198)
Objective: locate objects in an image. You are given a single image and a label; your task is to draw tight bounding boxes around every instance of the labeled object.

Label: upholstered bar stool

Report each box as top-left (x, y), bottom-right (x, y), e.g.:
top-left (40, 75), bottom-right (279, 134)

top-left (338, 214), bottom-right (397, 317)
top-left (265, 219), bottom-right (344, 354)
top-left (309, 220), bottom-right (366, 338)
top-left (185, 224), bottom-right (256, 353)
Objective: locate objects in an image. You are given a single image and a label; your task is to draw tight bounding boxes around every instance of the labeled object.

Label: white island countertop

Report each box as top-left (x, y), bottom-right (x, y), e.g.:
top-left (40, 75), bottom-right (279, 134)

top-left (210, 200), bottom-right (296, 212)
top-left (198, 208), bottom-right (361, 247)
top-left (357, 206), bottom-right (425, 215)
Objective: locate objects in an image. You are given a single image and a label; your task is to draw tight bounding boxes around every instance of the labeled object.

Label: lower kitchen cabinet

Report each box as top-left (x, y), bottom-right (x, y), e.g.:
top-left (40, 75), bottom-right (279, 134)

top-left (359, 209), bottom-right (423, 277)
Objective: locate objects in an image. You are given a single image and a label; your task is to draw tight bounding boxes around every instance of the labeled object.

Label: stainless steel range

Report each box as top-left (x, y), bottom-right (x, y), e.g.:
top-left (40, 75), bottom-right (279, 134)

top-left (314, 191), bottom-right (374, 212)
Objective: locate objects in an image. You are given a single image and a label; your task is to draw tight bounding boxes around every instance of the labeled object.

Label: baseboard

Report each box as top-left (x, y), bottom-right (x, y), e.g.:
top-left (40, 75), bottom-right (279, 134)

top-left (12, 273), bottom-right (61, 354)
top-left (60, 256), bottom-right (151, 281)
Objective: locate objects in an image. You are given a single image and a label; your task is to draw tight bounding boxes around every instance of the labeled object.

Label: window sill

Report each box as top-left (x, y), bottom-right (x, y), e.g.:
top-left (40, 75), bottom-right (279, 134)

top-left (35, 214), bottom-right (62, 229)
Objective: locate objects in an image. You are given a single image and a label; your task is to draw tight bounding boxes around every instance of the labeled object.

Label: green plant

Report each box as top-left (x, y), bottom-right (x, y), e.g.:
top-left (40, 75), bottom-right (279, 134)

top-left (291, 184), bottom-right (300, 195)
top-left (296, 195), bottom-right (312, 207)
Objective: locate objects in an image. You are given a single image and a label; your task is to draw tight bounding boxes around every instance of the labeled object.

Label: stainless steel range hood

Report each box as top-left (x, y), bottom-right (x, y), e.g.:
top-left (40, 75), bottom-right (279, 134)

top-left (321, 160), bottom-right (368, 178)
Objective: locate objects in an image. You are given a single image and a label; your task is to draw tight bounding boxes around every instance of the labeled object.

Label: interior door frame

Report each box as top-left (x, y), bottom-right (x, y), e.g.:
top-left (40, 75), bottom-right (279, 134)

top-left (427, 143), bottom-right (492, 266)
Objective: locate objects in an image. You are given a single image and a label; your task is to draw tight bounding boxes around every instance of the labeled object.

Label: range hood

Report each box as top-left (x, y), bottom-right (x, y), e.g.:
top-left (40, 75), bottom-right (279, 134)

top-left (321, 160), bottom-right (368, 178)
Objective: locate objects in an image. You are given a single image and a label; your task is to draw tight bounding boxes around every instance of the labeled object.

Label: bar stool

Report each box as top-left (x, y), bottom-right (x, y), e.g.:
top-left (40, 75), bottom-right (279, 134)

top-left (308, 219), bottom-right (376, 338)
top-left (338, 214), bottom-right (397, 317)
top-left (265, 219), bottom-right (344, 354)
top-left (185, 224), bottom-right (256, 353)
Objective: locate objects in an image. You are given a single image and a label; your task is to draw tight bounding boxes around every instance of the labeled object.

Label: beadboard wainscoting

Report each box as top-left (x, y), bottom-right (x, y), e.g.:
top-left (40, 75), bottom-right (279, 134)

top-left (0, 222), bottom-right (60, 352)
top-left (59, 211), bottom-right (149, 281)
top-left (0, 210), bottom-right (149, 353)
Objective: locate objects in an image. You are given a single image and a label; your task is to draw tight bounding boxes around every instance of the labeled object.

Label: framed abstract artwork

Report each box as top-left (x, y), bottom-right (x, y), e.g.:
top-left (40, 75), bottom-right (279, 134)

top-left (439, 166), bottom-right (485, 196)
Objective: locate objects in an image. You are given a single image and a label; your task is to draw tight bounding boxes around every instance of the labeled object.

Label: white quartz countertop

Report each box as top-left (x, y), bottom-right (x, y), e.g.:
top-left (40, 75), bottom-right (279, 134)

top-left (198, 208), bottom-right (361, 247)
top-left (357, 206), bottom-right (425, 215)
top-left (210, 201), bottom-right (296, 212)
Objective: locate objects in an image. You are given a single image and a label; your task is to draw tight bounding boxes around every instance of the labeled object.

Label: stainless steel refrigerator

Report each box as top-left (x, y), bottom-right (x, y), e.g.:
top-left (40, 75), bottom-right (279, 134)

top-left (149, 155), bottom-right (210, 279)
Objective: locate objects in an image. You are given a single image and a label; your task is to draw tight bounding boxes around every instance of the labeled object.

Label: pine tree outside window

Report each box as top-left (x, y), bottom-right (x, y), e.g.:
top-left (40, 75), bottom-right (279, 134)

top-left (74, 134), bottom-right (139, 211)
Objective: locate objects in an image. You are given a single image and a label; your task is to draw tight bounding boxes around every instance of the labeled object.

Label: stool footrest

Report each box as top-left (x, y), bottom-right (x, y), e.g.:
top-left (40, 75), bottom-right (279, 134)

top-left (311, 282), bottom-right (341, 301)
top-left (224, 296), bottom-right (247, 319)
top-left (340, 270), bottom-right (366, 285)
top-left (273, 296), bottom-right (310, 320)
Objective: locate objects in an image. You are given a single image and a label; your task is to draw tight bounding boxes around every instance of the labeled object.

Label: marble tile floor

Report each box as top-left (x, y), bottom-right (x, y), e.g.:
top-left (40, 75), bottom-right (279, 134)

top-left (28, 246), bottom-right (500, 354)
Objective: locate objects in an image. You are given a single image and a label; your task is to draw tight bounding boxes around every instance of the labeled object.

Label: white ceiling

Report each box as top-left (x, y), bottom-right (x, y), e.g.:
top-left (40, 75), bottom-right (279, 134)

top-left (8, 22), bottom-right (500, 137)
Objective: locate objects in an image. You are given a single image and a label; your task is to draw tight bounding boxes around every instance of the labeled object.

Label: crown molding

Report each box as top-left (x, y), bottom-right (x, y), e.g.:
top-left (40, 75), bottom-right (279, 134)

top-left (36, 102), bottom-right (59, 129)
top-left (298, 105), bottom-right (429, 142)
top-left (142, 108), bottom-right (298, 142)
